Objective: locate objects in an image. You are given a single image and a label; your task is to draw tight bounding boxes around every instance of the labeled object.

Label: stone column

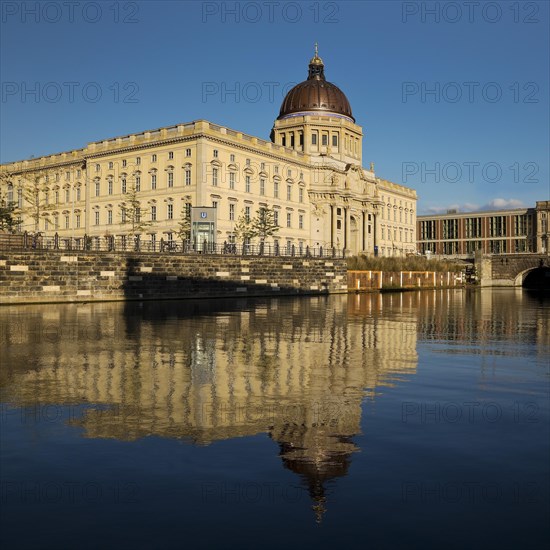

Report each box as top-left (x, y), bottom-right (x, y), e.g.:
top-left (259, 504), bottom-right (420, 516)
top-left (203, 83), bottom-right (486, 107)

top-left (345, 207), bottom-right (351, 251)
top-left (331, 205), bottom-right (337, 248)
top-left (374, 211), bottom-right (380, 255)
top-left (362, 210), bottom-right (366, 252)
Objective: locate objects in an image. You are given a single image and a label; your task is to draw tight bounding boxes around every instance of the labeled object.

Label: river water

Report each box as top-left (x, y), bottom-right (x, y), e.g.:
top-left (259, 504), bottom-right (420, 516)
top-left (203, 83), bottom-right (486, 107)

top-left (0, 289), bottom-right (548, 550)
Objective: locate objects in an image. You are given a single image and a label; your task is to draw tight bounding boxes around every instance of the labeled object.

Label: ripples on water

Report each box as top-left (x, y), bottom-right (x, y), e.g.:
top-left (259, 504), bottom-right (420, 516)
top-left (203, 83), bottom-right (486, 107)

top-left (0, 289), bottom-right (548, 549)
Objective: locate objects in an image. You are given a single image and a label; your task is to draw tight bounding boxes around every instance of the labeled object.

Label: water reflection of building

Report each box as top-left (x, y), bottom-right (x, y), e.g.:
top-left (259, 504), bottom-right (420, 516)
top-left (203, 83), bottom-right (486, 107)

top-left (1, 296), bottom-right (417, 521)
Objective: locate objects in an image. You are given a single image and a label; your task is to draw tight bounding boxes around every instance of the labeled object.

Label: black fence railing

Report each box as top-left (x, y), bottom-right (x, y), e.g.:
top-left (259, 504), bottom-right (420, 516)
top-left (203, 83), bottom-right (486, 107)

top-left (1, 232), bottom-right (346, 259)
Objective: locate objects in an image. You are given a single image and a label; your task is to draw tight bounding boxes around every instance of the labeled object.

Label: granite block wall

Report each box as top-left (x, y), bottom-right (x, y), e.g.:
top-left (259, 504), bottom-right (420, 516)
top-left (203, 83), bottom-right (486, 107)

top-left (0, 252), bottom-right (348, 304)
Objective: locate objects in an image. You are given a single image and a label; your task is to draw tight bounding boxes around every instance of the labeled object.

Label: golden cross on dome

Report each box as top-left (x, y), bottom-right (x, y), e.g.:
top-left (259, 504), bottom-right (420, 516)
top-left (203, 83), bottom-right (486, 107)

top-left (314, 42), bottom-right (319, 57)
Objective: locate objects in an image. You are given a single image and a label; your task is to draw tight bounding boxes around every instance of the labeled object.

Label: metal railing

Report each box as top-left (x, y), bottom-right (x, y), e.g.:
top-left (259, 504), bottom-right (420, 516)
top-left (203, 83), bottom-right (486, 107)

top-left (0, 232), bottom-right (346, 259)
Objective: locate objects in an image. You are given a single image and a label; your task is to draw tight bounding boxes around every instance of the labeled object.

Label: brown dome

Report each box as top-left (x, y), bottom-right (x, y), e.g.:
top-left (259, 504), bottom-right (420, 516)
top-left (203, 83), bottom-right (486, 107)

top-left (278, 50), bottom-right (354, 122)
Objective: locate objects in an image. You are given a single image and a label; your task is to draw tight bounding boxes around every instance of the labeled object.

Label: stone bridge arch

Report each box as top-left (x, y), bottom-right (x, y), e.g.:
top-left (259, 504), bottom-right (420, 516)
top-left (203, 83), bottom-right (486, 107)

top-left (516, 266), bottom-right (550, 289)
top-left (479, 254), bottom-right (550, 287)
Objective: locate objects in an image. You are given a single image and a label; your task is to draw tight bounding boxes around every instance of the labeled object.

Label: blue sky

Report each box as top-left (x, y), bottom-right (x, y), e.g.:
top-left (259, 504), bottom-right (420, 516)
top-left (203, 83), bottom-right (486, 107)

top-left (1, 0), bottom-right (548, 214)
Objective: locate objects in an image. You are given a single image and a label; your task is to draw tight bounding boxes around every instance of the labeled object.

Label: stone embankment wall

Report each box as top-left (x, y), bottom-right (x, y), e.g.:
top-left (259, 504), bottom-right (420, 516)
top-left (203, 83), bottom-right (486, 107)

top-left (0, 252), bottom-right (348, 304)
top-left (348, 270), bottom-right (461, 291)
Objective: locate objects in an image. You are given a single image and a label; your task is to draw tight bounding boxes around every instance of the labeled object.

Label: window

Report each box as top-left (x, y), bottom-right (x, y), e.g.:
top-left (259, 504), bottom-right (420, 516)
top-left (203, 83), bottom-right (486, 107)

top-left (246, 158), bottom-right (250, 166)
top-left (333, 134), bottom-right (339, 147)
top-left (212, 201), bottom-right (218, 208)
top-left (122, 160), bottom-right (127, 168)
top-left (108, 180), bottom-right (113, 195)
top-left (65, 215), bottom-right (70, 229)
top-left (186, 149), bottom-right (191, 157)
top-left (121, 208), bottom-right (126, 223)
top-left (443, 219), bottom-right (459, 239)
top-left (229, 172), bottom-right (235, 189)
top-left (322, 134), bottom-right (328, 146)
top-left (230, 154), bottom-right (235, 162)
top-left (274, 211), bottom-right (279, 226)
top-left (136, 208), bottom-right (141, 223)
top-left (95, 164), bottom-right (100, 172)
top-left (45, 191), bottom-right (49, 205)
top-left (213, 149), bottom-right (218, 158)
top-left (229, 203), bottom-right (235, 221)
top-left (136, 157), bottom-right (141, 165)
top-left (299, 188), bottom-right (303, 203)
top-left (168, 151), bottom-right (174, 160)
top-left (287, 185), bottom-right (292, 201)
top-left (274, 182), bottom-right (279, 198)
top-left (261, 162), bottom-right (265, 170)
top-left (76, 187), bottom-right (81, 201)
top-left (95, 211), bottom-right (100, 225)
top-left (76, 214), bottom-right (81, 228)
top-left (95, 181), bottom-right (100, 196)
top-left (44, 219), bottom-right (49, 231)
top-left (136, 176), bottom-right (141, 192)
top-left (151, 174), bottom-right (157, 190)
top-left (65, 171), bottom-right (70, 181)
top-left (122, 178), bottom-right (127, 194)
top-left (185, 169), bottom-right (191, 185)
top-left (245, 175), bottom-right (250, 193)
top-left (168, 204), bottom-right (173, 220)
top-left (274, 166), bottom-right (278, 174)
top-left (55, 191), bottom-right (59, 204)
top-left (151, 205), bottom-right (157, 221)
top-left (287, 169), bottom-right (292, 178)
top-left (286, 212), bottom-right (291, 228)
top-left (245, 206), bottom-right (250, 221)
top-left (260, 178), bottom-right (265, 196)
top-left (212, 168), bottom-right (218, 186)
top-left (490, 216), bottom-right (506, 237)
top-left (76, 169), bottom-right (81, 178)
top-left (168, 172), bottom-right (173, 188)
top-left (312, 133), bottom-right (317, 145)
top-left (299, 214), bottom-right (303, 229)
top-left (151, 154), bottom-right (157, 162)
top-left (65, 189), bottom-right (70, 202)
top-left (107, 210), bottom-right (113, 225)
top-left (54, 216), bottom-right (59, 230)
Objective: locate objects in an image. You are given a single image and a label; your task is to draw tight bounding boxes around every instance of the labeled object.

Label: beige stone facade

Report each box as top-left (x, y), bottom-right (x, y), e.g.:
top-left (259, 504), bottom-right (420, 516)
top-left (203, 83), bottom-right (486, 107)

top-left (0, 54), bottom-right (417, 256)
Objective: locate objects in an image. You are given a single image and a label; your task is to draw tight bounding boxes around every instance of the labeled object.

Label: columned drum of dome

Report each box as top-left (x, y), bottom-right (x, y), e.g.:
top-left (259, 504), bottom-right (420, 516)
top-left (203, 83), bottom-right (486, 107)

top-left (277, 50), bottom-right (355, 122)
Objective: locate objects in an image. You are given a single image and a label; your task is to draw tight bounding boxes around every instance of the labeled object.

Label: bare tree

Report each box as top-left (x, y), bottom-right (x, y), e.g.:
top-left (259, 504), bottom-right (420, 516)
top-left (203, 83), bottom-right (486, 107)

top-left (118, 184), bottom-right (152, 237)
top-left (253, 205), bottom-right (279, 245)
top-left (234, 210), bottom-right (257, 247)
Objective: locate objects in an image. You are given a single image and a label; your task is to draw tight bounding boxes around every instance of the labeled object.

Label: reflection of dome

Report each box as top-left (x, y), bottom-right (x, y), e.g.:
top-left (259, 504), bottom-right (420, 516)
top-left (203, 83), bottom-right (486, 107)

top-left (277, 434), bottom-right (357, 524)
top-left (278, 46), bottom-right (355, 122)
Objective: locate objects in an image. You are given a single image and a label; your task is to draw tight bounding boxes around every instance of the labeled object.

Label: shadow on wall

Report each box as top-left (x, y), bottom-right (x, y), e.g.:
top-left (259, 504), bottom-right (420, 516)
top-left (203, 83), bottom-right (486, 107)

top-left (122, 256), bottom-right (331, 301)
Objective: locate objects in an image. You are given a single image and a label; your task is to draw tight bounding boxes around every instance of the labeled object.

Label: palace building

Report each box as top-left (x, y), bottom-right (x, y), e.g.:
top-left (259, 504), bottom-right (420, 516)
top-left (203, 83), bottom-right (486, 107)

top-left (1, 49), bottom-right (417, 256)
